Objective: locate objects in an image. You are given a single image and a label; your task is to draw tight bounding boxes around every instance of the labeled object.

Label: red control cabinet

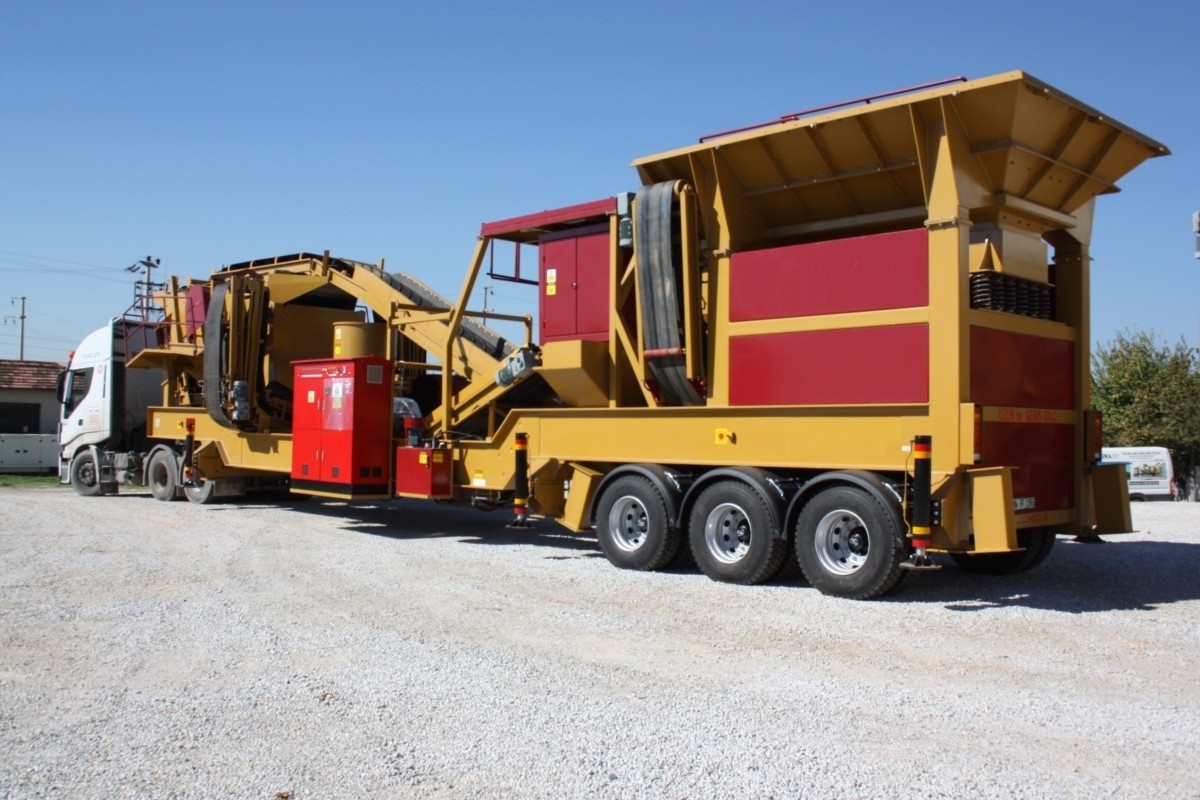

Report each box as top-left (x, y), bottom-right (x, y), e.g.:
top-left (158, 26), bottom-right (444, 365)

top-left (539, 224), bottom-right (610, 343)
top-left (291, 357), bottom-right (391, 499)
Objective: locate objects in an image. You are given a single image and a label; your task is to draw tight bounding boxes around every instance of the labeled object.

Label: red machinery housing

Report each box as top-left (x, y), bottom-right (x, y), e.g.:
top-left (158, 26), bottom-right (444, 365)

top-left (291, 356), bottom-right (392, 498)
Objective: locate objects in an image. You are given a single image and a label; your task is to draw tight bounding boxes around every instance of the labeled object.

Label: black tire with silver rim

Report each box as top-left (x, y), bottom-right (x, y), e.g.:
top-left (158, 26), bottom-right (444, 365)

top-left (69, 451), bottom-right (103, 497)
top-left (688, 481), bottom-right (787, 584)
top-left (146, 449), bottom-right (181, 502)
top-left (794, 485), bottom-right (908, 599)
top-left (594, 475), bottom-right (682, 571)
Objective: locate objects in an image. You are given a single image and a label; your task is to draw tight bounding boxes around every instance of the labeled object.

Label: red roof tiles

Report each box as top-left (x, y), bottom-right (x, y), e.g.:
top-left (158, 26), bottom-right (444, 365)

top-left (0, 360), bottom-right (65, 391)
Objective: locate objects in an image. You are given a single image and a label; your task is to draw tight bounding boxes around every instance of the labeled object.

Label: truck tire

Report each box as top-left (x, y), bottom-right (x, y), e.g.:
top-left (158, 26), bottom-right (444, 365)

top-left (688, 481), bottom-right (787, 585)
top-left (184, 475), bottom-right (218, 504)
top-left (594, 475), bottom-right (682, 571)
top-left (147, 450), bottom-right (181, 502)
top-left (69, 452), bottom-right (103, 497)
top-left (794, 485), bottom-right (907, 599)
top-left (950, 527), bottom-right (1057, 575)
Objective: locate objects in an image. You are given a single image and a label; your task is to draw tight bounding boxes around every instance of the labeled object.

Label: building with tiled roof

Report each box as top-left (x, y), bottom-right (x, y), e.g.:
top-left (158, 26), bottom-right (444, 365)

top-left (0, 359), bottom-right (65, 434)
top-left (0, 360), bottom-right (63, 391)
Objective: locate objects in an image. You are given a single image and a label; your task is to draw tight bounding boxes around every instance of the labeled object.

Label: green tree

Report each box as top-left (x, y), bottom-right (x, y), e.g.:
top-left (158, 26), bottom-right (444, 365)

top-left (1092, 330), bottom-right (1200, 483)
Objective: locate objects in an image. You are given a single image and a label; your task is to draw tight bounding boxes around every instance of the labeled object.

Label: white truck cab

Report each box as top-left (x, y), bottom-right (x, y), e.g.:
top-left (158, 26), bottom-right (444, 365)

top-left (57, 319), bottom-right (163, 494)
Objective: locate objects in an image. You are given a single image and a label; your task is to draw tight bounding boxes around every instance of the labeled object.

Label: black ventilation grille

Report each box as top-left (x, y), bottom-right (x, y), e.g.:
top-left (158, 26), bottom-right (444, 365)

top-left (969, 272), bottom-right (1054, 320)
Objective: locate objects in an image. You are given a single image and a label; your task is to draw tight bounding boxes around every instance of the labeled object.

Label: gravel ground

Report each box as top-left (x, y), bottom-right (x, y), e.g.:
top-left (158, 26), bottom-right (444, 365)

top-left (1, 486), bottom-right (1198, 800)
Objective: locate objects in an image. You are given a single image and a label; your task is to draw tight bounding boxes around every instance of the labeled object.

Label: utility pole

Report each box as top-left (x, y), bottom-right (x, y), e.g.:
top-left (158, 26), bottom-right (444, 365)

top-left (5, 296), bottom-right (26, 360)
top-left (1194, 211), bottom-right (1199, 500)
top-left (125, 255), bottom-right (162, 321)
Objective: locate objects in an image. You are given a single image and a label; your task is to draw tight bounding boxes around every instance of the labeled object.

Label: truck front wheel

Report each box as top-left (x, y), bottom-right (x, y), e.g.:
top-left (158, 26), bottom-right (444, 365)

top-left (594, 476), bottom-right (682, 571)
top-left (69, 452), bottom-right (102, 497)
top-left (794, 486), bottom-right (907, 599)
top-left (147, 450), bottom-right (181, 502)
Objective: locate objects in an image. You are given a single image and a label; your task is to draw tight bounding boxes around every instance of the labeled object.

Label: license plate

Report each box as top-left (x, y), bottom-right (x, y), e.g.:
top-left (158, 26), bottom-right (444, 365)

top-left (1014, 496), bottom-right (1036, 511)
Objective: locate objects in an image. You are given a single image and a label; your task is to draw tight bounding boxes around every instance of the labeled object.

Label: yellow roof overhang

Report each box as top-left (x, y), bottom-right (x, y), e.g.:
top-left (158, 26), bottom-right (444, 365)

top-left (632, 71), bottom-right (1168, 240)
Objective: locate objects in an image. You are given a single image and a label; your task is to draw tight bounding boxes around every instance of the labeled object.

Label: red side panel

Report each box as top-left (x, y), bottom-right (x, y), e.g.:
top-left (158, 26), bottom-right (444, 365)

top-left (185, 284), bottom-right (209, 341)
top-left (970, 327), bottom-right (1074, 409)
top-left (979, 421), bottom-right (1074, 511)
top-left (730, 228), bottom-right (928, 322)
top-left (971, 328), bottom-right (1077, 512)
top-left (729, 324), bottom-right (928, 406)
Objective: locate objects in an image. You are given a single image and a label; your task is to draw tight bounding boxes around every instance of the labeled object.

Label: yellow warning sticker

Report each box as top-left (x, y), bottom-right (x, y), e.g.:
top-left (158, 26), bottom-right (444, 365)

top-left (433, 451), bottom-right (445, 463)
top-left (419, 452), bottom-right (429, 465)
top-left (546, 284), bottom-right (557, 296)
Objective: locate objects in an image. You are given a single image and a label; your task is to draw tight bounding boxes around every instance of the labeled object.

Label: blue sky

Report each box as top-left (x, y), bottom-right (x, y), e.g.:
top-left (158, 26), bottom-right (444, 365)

top-left (1, 0), bottom-right (1197, 362)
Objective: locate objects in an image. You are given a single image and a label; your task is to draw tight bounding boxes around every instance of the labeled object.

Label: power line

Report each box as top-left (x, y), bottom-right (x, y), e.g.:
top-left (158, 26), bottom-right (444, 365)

top-left (0, 258), bottom-right (131, 285)
top-left (28, 308), bottom-right (106, 331)
top-left (0, 249), bottom-right (126, 271)
top-left (0, 341), bottom-right (70, 360)
top-left (0, 329), bottom-right (81, 346)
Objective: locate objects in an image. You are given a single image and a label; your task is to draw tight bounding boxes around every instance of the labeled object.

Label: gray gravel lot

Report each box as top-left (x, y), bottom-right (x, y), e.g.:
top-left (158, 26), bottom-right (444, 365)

top-left (1, 486), bottom-right (1198, 799)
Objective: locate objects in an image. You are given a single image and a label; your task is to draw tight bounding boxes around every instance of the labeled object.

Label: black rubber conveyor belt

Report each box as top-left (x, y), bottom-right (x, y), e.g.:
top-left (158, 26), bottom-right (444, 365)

top-left (634, 182), bottom-right (702, 406)
top-left (203, 281), bottom-right (235, 428)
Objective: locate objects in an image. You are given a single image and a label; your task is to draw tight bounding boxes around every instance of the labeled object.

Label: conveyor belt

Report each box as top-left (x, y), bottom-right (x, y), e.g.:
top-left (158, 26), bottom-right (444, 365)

top-left (203, 281), bottom-right (235, 428)
top-left (635, 182), bottom-right (702, 406)
top-left (369, 266), bottom-right (515, 361)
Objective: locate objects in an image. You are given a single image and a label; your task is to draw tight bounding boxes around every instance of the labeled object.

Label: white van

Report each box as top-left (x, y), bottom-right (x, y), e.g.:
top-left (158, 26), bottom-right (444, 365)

top-left (1101, 446), bottom-right (1176, 501)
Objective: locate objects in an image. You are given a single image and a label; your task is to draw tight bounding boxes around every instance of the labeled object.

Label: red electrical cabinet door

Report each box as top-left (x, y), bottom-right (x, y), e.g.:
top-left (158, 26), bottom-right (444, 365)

top-left (291, 357), bottom-right (392, 499)
top-left (540, 224), bottom-right (610, 343)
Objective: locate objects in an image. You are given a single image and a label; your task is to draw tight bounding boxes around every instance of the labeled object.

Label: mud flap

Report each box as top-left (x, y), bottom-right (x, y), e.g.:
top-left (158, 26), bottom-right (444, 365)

top-left (1090, 463), bottom-right (1133, 534)
top-left (968, 466), bottom-right (1017, 553)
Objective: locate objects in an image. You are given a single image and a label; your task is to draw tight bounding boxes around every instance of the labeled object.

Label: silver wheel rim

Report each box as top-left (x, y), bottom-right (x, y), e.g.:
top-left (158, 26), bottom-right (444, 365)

top-left (77, 458), bottom-right (96, 487)
top-left (813, 509), bottom-right (870, 575)
top-left (608, 495), bottom-right (649, 552)
top-left (704, 502), bottom-right (752, 564)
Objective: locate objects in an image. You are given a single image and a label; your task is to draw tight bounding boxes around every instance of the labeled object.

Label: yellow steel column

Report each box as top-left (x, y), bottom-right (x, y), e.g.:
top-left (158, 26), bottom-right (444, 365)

top-left (442, 238), bottom-right (489, 434)
top-left (1048, 212), bottom-right (1093, 536)
top-left (921, 98), bottom-right (974, 489)
top-left (608, 213), bottom-right (621, 408)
